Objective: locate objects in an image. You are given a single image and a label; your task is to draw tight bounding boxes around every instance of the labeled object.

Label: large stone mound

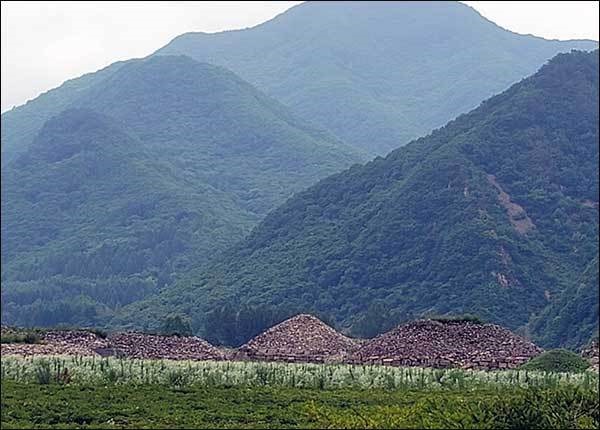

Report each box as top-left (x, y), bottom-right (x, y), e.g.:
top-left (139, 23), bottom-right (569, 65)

top-left (1, 330), bottom-right (109, 357)
top-left (107, 332), bottom-right (224, 361)
top-left (237, 314), bottom-right (358, 363)
top-left (349, 319), bottom-right (542, 369)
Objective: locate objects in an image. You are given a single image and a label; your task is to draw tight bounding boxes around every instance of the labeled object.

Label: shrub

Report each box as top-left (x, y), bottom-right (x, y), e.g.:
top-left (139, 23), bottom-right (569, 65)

top-left (160, 314), bottom-right (193, 336)
top-left (0, 329), bottom-right (42, 344)
top-left (521, 349), bottom-right (590, 373)
top-left (34, 361), bottom-right (52, 385)
top-left (428, 314), bottom-right (485, 324)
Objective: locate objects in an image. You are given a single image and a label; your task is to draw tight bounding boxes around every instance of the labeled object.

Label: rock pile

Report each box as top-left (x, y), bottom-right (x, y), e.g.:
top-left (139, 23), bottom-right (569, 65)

top-left (1, 330), bottom-right (109, 357)
top-left (581, 340), bottom-right (599, 372)
top-left (237, 314), bottom-right (358, 363)
top-left (349, 319), bottom-right (542, 370)
top-left (107, 332), bottom-right (224, 361)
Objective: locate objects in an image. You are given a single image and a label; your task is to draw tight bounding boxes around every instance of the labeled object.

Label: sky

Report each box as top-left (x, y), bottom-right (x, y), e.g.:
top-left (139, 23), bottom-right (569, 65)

top-left (1, 1), bottom-right (598, 113)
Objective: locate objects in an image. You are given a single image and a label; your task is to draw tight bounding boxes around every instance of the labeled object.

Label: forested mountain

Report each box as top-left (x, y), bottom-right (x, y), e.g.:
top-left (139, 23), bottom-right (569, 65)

top-left (529, 256), bottom-right (599, 349)
top-left (114, 51), bottom-right (599, 348)
top-left (3, 2), bottom-right (596, 162)
top-left (1, 61), bottom-right (130, 166)
top-left (1, 55), bottom-right (361, 327)
top-left (156, 1), bottom-right (597, 155)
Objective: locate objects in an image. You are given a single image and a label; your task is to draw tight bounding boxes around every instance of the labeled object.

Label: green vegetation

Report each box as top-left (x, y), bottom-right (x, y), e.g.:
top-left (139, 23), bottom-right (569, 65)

top-left (2, 382), bottom-right (598, 429)
top-left (157, 1), bottom-right (597, 155)
top-left (428, 314), bottom-right (485, 324)
top-left (1, 356), bottom-right (598, 429)
top-left (521, 349), bottom-right (591, 373)
top-left (115, 51), bottom-right (599, 349)
top-left (160, 314), bottom-right (193, 337)
top-left (0, 61), bottom-right (130, 166)
top-left (530, 256), bottom-right (599, 349)
top-left (1, 56), bottom-right (361, 329)
top-left (2, 356), bottom-right (597, 391)
top-left (0, 327), bottom-right (42, 344)
top-left (203, 303), bottom-right (336, 347)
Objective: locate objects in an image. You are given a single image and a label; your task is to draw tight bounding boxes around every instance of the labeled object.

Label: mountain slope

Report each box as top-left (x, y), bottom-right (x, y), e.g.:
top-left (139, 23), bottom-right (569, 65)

top-left (529, 256), bottom-right (599, 349)
top-left (156, 1), bottom-right (598, 155)
top-left (1, 56), bottom-right (362, 328)
top-left (115, 51), bottom-right (599, 346)
top-left (1, 61), bottom-right (130, 166)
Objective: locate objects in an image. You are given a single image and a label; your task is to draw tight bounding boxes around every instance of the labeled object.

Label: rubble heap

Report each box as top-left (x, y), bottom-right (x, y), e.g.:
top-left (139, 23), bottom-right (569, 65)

top-left (349, 319), bottom-right (542, 370)
top-left (237, 314), bottom-right (358, 363)
top-left (107, 332), bottom-right (224, 361)
top-left (581, 340), bottom-right (599, 372)
top-left (1, 330), bottom-right (109, 357)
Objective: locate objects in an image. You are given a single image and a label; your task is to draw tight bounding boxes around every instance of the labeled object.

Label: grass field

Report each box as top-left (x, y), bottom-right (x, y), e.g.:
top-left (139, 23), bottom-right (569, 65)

top-left (1, 356), bottom-right (598, 429)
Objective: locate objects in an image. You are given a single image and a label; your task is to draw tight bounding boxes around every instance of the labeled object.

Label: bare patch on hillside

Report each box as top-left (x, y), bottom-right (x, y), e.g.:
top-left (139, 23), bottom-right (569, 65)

top-left (487, 174), bottom-right (535, 235)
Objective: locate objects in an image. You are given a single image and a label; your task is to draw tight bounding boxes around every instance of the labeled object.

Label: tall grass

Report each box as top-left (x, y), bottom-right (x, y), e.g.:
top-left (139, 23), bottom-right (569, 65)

top-left (1, 355), bottom-right (597, 391)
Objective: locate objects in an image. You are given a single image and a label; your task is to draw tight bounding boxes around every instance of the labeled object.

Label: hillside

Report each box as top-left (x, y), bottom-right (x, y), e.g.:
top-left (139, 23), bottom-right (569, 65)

top-left (3, 2), bottom-right (596, 162)
top-left (0, 61), bottom-right (130, 166)
top-left (529, 256), bottom-right (599, 349)
top-left (156, 1), bottom-right (597, 155)
top-left (0, 56), bottom-right (361, 328)
top-left (115, 51), bottom-right (599, 348)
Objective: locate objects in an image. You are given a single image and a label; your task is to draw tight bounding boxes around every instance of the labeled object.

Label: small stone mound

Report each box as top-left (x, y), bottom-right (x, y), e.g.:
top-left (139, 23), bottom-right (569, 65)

top-left (1, 330), bottom-right (109, 357)
top-left (349, 319), bottom-right (542, 370)
top-left (237, 314), bottom-right (358, 363)
top-left (581, 340), bottom-right (599, 372)
top-left (107, 332), bottom-right (224, 361)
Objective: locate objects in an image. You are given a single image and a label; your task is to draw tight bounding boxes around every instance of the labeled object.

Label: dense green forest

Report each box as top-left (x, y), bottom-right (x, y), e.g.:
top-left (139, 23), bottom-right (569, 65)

top-left (157, 1), bottom-right (597, 154)
top-left (113, 51), bottom-right (599, 348)
top-left (0, 61), bottom-right (130, 166)
top-left (0, 56), bottom-right (362, 328)
top-left (529, 257), bottom-right (599, 349)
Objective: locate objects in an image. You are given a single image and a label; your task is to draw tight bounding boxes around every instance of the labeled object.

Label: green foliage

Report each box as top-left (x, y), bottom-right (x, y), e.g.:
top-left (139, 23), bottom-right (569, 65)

top-left (350, 302), bottom-right (406, 338)
top-left (0, 327), bottom-right (42, 344)
top-left (310, 386), bottom-right (599, 429)
top-left (2, 381), bottom-right (598, 429)
top-left (116, 51), bottom-right (599, 348)
top-left (33, 360), bottom-right (52, 385)
top-left (158, 2), bottom-right (597, 156)
top-left (428, 314), bottom-right (485, 324)
top-left (2, 355), bottom-right (598, 391)
top-left (160, 314), bottom-right (193, 337)
top-left (2, 356), bottom-right (598, 428)
top-left (529, 256), bottom-right (599, 349)
top-left (521, 349), bottom-right (591, 373)
top-left (1, 56), bottom-right (361, 329)
top-left (203, 302), bottom-right (336, 347)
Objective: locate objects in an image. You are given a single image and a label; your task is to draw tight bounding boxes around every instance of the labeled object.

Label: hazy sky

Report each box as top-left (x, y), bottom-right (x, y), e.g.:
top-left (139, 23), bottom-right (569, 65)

top-left (1, 1), bottom-right (598, 113)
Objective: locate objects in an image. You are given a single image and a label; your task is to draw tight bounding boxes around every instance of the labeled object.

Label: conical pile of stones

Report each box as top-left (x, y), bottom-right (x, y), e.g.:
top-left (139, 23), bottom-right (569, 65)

top-left (237, 314), bottom-right (358, 363)
top-left (348, 319), bottom-right (543, 370)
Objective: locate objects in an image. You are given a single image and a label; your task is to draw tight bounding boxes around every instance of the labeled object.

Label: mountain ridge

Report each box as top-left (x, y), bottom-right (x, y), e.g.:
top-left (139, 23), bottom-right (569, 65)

top-left (1, 55), bottom-right (362, 328)
top-left (157, 0), bottom-right (598, 155)
top-left (112, 50), bottom-right (599, 348)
